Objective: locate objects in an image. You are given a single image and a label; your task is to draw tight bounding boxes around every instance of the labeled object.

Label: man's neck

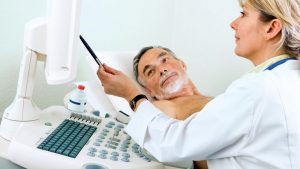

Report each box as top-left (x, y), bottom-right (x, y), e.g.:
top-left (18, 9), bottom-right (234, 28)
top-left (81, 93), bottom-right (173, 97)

top-left (162, 79), bottom-right (200, 100)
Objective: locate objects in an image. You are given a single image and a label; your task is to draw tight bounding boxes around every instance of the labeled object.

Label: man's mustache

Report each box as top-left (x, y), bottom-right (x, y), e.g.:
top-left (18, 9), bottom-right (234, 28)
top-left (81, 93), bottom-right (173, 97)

top-left (159, 72), bottom-right (177, 87)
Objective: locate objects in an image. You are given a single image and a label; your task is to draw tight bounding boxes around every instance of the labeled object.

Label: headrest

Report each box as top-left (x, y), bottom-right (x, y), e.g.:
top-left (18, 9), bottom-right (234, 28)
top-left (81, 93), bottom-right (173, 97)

top-left (85, 51), bottom-right (141, 116)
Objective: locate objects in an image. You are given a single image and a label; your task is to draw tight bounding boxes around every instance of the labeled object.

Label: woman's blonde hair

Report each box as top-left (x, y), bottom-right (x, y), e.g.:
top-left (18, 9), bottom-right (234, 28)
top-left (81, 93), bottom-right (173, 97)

top-left (239, 0), bottom-right (300, 57)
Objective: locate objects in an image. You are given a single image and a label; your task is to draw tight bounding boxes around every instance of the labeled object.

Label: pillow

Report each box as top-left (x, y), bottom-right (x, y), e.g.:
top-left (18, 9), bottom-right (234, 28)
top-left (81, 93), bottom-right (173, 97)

top-left (85, 51), bottom-right (144, 116)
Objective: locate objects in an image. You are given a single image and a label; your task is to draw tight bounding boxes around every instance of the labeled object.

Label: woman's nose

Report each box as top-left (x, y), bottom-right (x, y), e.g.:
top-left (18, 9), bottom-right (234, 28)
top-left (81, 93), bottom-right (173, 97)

top-left (230, 18), bottom-right (238, 30)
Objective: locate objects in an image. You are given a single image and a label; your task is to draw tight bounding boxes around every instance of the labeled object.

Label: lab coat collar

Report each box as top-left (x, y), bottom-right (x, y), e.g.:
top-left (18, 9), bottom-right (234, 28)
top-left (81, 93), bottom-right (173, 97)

top-left (248, 54), bottom-right (291, 73)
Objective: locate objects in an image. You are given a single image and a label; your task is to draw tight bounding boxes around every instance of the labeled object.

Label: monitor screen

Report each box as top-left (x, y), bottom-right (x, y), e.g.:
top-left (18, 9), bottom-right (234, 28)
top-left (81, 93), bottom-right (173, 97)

top-left (45, 0), bottom-right (82, 85)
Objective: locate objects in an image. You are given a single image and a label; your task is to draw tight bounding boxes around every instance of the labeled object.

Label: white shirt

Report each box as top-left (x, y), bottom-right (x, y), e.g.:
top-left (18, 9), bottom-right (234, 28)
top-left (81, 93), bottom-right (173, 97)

top-left (125, 59), bottom-right (300, 169)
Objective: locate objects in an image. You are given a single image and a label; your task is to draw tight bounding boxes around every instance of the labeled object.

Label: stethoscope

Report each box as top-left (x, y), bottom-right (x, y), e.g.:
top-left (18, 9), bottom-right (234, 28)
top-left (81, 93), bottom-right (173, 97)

top-left (264, 57), bottom-right (298, 71)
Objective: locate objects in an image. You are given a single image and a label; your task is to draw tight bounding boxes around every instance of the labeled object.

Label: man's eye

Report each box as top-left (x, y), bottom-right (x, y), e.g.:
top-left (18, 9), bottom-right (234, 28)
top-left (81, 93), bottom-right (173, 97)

top-left (162, 58), bottom-right (168, 63)
top-left (147, 70), bottom-right (154, 76)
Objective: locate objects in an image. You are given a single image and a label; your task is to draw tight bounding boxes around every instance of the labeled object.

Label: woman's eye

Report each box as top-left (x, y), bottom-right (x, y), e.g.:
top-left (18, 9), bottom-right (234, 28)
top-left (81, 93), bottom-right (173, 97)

top-left (240, 11), bottom-right (245, 17)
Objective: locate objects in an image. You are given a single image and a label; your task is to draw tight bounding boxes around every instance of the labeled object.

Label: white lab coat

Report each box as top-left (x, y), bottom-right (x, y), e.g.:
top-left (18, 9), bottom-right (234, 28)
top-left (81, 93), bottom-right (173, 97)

top-left (125, 60), bottom-right (300, 169)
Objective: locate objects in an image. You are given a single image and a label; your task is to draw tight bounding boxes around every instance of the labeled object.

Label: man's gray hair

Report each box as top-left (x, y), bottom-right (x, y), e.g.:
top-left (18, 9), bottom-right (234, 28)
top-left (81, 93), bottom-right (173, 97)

top-left (133, 46), bottom-right (178, 86)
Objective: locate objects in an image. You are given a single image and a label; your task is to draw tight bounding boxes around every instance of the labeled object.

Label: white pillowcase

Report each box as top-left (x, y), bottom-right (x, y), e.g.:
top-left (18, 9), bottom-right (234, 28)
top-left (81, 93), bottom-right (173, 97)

top-left (85, 51), bottom-right (142, 116)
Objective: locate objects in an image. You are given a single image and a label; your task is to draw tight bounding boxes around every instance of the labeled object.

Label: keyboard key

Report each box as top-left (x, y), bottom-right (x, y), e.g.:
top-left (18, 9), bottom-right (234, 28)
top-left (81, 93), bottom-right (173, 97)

top-left (111, 152), bottom-right (119, 156)
top-left (121, 157), bottom-right (130, 162)
top-left (99, 150), bottom-right (108, 154)
top-left (98, 154), bottom-right (107, 159)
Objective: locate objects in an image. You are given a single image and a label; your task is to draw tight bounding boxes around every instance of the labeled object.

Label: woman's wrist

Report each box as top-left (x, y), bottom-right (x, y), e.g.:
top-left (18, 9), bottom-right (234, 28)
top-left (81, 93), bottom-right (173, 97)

top-left (126, 89), bottom-right (142, 102)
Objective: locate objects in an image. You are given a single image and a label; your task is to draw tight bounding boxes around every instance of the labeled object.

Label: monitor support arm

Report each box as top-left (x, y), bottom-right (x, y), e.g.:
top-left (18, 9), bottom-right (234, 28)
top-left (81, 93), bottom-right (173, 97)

top-left (0, 0), bottom-right (81, 141)
top-left (0, 18), bottom-right (47, 141)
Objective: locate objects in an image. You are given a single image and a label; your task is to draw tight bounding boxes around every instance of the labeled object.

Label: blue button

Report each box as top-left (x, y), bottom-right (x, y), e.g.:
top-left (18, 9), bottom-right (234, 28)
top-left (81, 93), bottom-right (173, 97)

top-left (93, 142), bottom-right (100, 146)
top-left (111, 151), bottom-right (119, 156)
top-left (105, 124), bottom-right (113, 128)
top-left (143, 156), bottom-right (151, 162)
top-left (121, 144), bottom-right (129, 149)
top-left (88, 147), bottom-right (97, 152)
top-left (99, 150), bottom-right (108, 154)
top-left (132, 143), bottom-right (140, 148)
top-left (109, 138), bottom-right (120, 142)
top-left (119, 147), bottom-right (127, 152)
top-left (117, 124), bottom-right (124, 128)
top-left (87, 152), bottom-right (95, 157)
top-left (113, 131), bottom-right (119, 136)
top-left (132, 149), bottom-right (139, 153)
top-left (122, 153), bottom-right (130, 158)
top-left (103, 129), bottom-right (109, 133)
top-left (92, 110), bottom-right (100, 117)
top-left (100, 132), bottom-right (107, 136)
top-left (106, 145), bottom-right (116, 149)
top-left (114, 128), bottom-right (121, 132)
top-left (138, 153), bottom-right (144, 158)
top-left (110, 142), bottom-right (119, 146)
top-left (110, 156), bottom-right (118, 161)
top-left (108, 121), bottom-right (116, 125)
top-left (98, 135), bottom-right (106, 139)
top-left (121, 157), bottom-right (130, 162)
top-left (123, 140), bottom-right (130, 145)
top-left (95, 138), bottom-right (103, 143)
top-left (98, 154), bottom-right (107, 159)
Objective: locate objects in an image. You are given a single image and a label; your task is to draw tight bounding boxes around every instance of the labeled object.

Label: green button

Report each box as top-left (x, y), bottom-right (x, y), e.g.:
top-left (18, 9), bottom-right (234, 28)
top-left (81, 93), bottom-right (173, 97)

top-left (44, 122), bottom-right (52, 126)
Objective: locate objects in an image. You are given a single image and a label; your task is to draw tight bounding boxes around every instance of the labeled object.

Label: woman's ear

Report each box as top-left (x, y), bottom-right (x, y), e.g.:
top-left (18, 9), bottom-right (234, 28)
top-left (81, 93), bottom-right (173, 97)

top-left (265, 19), bottom-right (282, 40)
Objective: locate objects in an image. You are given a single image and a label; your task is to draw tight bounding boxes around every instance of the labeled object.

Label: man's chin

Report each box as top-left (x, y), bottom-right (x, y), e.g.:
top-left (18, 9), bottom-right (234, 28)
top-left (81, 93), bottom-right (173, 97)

top-left (156, 77), bottom-right (188, 100)
top-left (158, 87), bottom-right (185, 100)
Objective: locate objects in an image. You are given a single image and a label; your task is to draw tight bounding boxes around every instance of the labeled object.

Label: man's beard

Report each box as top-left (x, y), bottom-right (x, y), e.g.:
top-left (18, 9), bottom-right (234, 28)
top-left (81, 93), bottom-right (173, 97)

top-left (164, 76), bottom-right (187, 94)
top-left (156, 74), bottom-right (188, 100)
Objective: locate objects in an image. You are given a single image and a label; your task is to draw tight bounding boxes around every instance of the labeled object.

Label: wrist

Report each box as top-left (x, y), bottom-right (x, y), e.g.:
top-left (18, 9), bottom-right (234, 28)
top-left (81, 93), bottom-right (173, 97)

top-left (129, 94), bottom-right (148, 111)
top-left (133, 97), bottom-right (147, 111)
top-left (125, 87), bottom-right (141, 102)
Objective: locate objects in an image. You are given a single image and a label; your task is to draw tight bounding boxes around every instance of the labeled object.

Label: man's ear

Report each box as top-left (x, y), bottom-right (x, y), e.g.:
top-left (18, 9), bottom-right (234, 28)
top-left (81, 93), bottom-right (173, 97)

top-left (179, 60), bottom-right (187, 70)
top-left (265, 19), bottom-right (282, 40)
top-left (143, 86), bottom-right (155, 98)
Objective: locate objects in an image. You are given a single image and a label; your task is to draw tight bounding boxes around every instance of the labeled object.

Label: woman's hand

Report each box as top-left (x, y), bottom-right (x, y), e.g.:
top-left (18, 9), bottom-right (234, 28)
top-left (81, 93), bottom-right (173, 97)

top-left (97, 64), bottom-right (141, 102)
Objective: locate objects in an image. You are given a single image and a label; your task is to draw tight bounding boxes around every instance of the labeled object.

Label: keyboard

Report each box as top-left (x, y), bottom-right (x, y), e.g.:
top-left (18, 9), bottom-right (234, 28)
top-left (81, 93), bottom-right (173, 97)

top-left (37, 119), bottom-right (97, 158)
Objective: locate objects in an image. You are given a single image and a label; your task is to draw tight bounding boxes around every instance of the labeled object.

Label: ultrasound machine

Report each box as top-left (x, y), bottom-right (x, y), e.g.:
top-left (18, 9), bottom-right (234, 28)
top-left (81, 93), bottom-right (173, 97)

top-left (0, 0), bottom-right (192, 169)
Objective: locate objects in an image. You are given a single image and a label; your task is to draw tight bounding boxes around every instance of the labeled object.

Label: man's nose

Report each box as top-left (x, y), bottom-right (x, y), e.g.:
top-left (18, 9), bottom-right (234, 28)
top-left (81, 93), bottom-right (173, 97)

top-left (160, 69), bottom-right (167, 76)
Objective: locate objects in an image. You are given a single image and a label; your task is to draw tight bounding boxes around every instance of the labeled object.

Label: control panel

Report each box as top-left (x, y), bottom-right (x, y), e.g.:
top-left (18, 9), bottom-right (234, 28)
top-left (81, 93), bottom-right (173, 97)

top-left (7, 106), bottom-right (166, 169)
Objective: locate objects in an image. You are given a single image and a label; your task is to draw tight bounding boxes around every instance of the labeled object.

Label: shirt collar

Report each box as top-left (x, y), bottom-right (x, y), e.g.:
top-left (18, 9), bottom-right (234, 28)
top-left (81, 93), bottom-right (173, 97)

top-left (248, 54), bottom-right (291, 73)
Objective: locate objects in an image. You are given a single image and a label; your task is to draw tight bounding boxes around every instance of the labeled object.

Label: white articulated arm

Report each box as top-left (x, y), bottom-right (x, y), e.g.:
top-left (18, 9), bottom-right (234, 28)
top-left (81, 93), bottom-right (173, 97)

top-left (16, 50), bottom-right (38, 100)
top-left (0, 0), bottom-right (81, 141)
top-left (4, 49), bottom-right (40, 122)
top-left (0, 49), bottom-right (41, 140)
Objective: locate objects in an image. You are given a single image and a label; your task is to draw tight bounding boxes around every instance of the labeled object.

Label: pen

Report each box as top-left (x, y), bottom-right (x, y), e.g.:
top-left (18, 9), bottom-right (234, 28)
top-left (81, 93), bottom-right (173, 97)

top-left (79, 35), bottom-right (102, 66)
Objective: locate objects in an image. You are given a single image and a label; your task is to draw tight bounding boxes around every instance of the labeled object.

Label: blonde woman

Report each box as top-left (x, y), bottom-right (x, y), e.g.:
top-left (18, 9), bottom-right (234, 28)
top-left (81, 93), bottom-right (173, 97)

top-left (97, 0), bottom-right (300, 168)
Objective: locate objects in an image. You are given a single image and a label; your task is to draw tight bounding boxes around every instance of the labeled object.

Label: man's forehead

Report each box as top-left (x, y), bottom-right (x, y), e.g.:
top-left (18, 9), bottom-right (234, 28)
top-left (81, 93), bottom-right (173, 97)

top-left (138, 48), bottom-right (166, 71)
top-left (140, 48), bottom-right (168, 63)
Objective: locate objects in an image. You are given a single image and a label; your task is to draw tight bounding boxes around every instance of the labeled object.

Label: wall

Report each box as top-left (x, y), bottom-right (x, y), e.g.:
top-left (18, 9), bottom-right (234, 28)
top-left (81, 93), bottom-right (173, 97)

top-left (0, 0), bottom-right (254, 116)
top-left (0, 0), bottom-right (174, 115)
top-left (171, 0), bottom-right (252, 96)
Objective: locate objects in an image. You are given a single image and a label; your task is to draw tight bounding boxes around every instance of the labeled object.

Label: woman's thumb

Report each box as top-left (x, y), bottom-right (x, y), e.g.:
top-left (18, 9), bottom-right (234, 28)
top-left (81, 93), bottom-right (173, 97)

top-left (103, 63), bottom-right (118, 74)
